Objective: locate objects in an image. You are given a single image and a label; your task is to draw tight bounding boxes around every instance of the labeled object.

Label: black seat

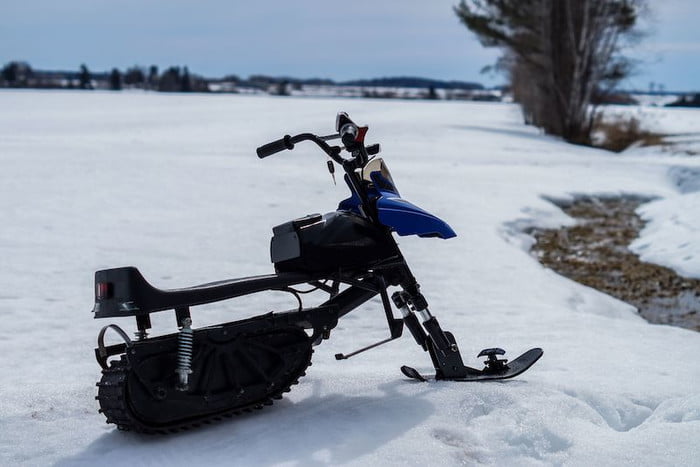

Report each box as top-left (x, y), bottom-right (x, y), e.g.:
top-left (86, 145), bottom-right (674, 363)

top-left (92, 266), bottom-right (316, 318)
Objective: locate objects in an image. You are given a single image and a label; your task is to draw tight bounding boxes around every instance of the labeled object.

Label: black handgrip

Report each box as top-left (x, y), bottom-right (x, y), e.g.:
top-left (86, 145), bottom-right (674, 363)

top-left (256, 135), bottom-right (294, 158)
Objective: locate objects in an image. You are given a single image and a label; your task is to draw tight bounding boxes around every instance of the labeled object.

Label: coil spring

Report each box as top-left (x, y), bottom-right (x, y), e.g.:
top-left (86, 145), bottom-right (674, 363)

top-left (175, 318), bottom-right (194, 390)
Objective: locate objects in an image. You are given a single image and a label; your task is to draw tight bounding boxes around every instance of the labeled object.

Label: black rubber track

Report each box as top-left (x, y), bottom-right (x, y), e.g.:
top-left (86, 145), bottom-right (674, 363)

top-left (96, 352), bottom-right (312, 434)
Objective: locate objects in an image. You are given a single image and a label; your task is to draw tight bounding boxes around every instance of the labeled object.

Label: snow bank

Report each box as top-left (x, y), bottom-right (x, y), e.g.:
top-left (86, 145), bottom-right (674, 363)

top-left (631, 190), bottom-right (700, 278)
top-left (0, 90), bottom-right (698, 466)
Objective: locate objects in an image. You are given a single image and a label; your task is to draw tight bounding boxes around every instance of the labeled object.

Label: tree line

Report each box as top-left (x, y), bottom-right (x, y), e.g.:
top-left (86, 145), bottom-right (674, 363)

top-left (1, 61), bottom-right (496, 96)
top-left (0, 62), bottom-right (208, 92)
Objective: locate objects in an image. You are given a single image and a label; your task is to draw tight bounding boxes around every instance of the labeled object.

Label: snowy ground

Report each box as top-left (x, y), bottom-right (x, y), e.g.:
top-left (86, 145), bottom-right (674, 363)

top-left (1, 90), bottom-right (699, 466)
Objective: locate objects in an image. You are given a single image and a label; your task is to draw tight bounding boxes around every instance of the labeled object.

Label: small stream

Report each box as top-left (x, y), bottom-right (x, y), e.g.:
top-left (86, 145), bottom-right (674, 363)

top-left (529, 195), bottom-right (700, 331)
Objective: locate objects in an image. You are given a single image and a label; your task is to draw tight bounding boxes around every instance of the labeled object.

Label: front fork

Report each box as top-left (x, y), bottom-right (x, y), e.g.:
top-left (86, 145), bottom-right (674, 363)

top-left (392, 288), bottom-right (470, 380)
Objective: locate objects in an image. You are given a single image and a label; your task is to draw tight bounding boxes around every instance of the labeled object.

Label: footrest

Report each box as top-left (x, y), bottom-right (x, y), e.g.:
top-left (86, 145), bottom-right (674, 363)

top-left (478, 347), bottom-right (508, 373)
top-left (477, 347), bottom-right (505, 358)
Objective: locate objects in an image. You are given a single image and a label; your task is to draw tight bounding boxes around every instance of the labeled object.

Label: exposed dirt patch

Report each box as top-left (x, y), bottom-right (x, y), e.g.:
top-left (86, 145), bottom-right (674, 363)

top-left (529, 196), bottom-right (700, 331)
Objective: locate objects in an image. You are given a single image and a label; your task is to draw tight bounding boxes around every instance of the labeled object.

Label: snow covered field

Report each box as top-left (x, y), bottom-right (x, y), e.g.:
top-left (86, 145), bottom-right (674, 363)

top-left (1, 90), bottom-right (699, 466)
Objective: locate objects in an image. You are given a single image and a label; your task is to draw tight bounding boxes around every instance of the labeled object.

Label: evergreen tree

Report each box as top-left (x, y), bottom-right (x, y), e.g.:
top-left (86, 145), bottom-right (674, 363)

top-left (109, 68), bottom-right (122, 90)
top-left (158, 66), bottom-right (181, 92)
top-left (148, 65), bottom-right (159, 90)
top-left (124, 67), bottom-right (146, 87)
top-left (79, 64), bottom-right (92, 89)
top-left (2, 62), bottom-right (17, 84)
top-left (2, 61), bottom-right (33, 87)
top-left (180, 66), bottom-right (192, 92)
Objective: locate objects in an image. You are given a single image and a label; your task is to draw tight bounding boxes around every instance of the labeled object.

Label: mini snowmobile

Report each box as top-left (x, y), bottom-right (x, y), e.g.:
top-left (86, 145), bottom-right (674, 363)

top-left (93, 112), bottom-right (542, 433)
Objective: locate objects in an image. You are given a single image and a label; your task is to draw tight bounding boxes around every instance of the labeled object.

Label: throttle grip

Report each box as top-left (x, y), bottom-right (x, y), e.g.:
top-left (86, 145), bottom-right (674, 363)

top-left (339, 124), bottom-right (358, 147)
top-left (256, 135), bottom-right (294, 158)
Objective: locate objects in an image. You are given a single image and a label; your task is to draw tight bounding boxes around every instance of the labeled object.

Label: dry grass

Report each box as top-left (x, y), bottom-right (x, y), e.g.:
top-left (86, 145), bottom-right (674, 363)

top-left (592, 116), bottom-right (667, 153)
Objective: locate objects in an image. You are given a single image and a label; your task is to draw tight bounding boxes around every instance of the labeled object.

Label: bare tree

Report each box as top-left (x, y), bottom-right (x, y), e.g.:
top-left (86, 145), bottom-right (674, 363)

top-left (455, 0), bottom-right (643, 144)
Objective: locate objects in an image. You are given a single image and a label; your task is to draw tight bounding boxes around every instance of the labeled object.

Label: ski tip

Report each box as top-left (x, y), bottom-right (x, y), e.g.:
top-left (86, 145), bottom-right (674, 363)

top-left (400, 365), bottom-right (428, 382)
top-left (517, 348), bottom-right (544, 368)
top-left (515, 348), bottom-right (544, 363)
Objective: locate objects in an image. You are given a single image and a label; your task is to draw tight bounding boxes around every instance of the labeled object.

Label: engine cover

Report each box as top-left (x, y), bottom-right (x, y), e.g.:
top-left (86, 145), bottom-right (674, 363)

top-left (271, 211), bottom-right (398, 273)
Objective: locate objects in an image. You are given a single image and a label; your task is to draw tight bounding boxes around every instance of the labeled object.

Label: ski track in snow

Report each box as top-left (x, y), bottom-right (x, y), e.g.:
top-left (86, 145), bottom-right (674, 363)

top-left (0, 90), bottom-right (699, 466)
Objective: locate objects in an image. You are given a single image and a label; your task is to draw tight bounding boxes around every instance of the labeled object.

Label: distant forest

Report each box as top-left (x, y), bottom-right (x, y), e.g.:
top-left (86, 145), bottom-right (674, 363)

top-left (0, 60), bottom-right (490, 99)
top-left (1, 60), bottom-right (697, 106)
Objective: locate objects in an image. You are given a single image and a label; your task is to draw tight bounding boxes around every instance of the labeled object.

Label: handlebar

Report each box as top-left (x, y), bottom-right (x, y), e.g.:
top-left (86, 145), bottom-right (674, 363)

top-left (255, 113), bottom-right (380, 167)
top-left (257, 133), bottom-right (345, 163)
top-left (256, 135), bottom-right (294, 158)
top-left (256, 113), bottom-right (382, 220)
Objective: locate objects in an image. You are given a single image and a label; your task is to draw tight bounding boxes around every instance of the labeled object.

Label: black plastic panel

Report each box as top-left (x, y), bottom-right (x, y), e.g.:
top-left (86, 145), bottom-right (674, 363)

top-left (92, 267), bottom-right (317, 318)
top-left (271, 211), bottom-right (398, 274)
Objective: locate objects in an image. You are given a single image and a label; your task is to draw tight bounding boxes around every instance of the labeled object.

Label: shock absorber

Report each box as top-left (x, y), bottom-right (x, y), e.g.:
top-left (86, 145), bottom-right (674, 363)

top-left (392, 291), bottom-right (429, 350)
top-left (175, 318), bottom-right (194, 391)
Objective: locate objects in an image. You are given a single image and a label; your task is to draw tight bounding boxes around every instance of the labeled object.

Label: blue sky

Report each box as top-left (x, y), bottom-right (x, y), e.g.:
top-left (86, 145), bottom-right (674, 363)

top-left (1, 1), bottom-right (698, 91)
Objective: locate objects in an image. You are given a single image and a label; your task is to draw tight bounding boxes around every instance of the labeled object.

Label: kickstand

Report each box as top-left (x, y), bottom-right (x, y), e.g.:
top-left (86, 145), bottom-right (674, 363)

top-left (335, 280), bottom-right (403, 360)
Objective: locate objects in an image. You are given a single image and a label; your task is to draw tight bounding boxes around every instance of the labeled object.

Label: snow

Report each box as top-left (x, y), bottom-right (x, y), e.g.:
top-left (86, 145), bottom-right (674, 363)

top-left (631, 191), bottom-right (700, 278)
top-left (629, 94), bottom-right (680, 108)
top-left (1, 90), bottom-right (699, 466)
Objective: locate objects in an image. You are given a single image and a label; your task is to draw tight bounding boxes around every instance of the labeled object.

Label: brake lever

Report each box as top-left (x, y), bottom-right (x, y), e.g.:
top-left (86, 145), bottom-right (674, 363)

top-left (320, 133), bottom-right (341, 141)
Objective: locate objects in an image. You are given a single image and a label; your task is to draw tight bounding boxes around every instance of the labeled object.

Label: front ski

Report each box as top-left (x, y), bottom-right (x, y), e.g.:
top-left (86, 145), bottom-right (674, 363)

top-left (401, 347), bottom-right (543, 382)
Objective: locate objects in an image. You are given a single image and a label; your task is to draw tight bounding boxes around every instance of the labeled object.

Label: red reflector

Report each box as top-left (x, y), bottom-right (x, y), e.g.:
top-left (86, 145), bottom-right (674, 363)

top-left (96, 282), bottom-right (113, 299)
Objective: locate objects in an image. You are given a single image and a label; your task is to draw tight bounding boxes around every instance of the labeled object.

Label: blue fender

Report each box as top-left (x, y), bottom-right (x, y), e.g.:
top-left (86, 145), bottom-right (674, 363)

top-left (376, 195), bottom-right (456, 239)
top-left (337, 171), bottom-right (457, 239)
